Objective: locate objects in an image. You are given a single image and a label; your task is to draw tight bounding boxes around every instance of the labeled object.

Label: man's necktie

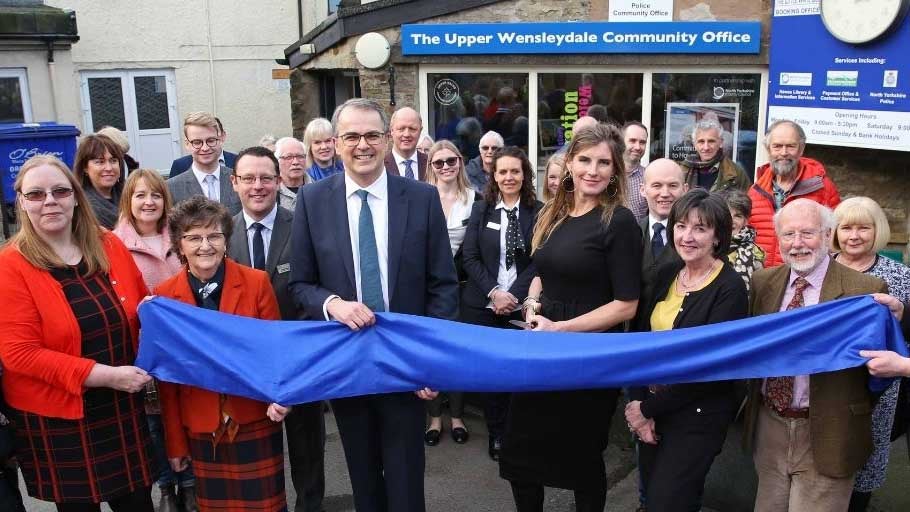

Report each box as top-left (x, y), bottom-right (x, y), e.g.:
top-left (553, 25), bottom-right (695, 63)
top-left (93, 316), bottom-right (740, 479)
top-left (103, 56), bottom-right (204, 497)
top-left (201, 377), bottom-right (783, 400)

top-left (651, 223), bottom-right (666, 258)
top-left (504, 207), bottom-right (523, 270)
top-left (203, 174), bottom-right (217, 201)
top-left (356, 190), bottom-right (385, 312)
top-left (251, 222), bottom-right (265, 270)
top-left (765, 276), bottom-right (810, 412)
top-left (404, 159), bottom-right (415, 180)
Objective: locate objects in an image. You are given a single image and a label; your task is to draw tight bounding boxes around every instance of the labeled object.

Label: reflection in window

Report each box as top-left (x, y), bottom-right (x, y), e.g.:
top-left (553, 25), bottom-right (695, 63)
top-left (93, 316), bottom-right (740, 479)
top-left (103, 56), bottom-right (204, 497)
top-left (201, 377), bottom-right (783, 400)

top-left (427, 73), bottom-right (530, 164)
top-left (650, 73), bottom-right (761, 173)
top-left (537, 73), bottom-right (643, 165)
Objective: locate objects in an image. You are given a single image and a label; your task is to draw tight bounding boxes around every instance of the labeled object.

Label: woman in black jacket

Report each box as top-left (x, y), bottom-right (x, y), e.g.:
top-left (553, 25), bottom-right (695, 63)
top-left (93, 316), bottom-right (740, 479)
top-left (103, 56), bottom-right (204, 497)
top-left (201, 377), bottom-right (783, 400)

top-left (625, 189), bottom-right (748, 512)
top-left (459, 146), bottom-right (542, 459)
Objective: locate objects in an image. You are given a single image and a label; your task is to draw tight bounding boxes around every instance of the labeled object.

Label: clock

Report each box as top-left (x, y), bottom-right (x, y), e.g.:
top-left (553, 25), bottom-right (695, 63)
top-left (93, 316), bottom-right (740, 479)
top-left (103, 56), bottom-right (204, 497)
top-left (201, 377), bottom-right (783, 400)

top-left (820, 0), bottom-right (910, 44)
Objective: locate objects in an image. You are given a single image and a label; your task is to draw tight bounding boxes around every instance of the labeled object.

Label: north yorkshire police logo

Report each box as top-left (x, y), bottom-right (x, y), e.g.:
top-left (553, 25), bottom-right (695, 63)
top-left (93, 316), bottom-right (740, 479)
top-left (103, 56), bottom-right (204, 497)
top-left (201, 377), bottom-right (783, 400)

top-left (434, 78), bottom-right (460, 105)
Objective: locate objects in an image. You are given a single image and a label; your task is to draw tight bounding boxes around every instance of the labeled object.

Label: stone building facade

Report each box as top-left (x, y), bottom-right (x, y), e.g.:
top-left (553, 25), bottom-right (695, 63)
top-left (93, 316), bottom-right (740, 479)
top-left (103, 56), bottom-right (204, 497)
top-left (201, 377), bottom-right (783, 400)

top-left (286, 0), bottom-right (909, 258)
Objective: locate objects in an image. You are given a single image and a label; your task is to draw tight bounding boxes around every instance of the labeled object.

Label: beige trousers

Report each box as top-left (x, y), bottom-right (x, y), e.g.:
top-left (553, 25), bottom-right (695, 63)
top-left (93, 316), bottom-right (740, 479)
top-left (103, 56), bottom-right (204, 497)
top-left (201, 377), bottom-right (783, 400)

top-left (752, 405), bottom-right (855, 512)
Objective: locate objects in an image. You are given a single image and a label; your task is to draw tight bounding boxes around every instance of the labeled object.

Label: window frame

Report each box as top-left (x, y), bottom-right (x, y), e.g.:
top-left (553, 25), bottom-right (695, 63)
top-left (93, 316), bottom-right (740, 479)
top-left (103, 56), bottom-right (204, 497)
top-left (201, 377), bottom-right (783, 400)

top-left (418, 65), bottom-right (770, 179)
top-left (0, 68), bottom-right (34, 123)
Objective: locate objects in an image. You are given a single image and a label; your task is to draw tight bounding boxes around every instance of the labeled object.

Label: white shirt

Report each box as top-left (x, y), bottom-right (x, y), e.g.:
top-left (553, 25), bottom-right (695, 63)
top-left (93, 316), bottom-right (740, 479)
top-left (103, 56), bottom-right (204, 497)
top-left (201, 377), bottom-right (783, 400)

top-left (648, 213), bottom-right (668, 245)
top-left (446, 188), bottom-right (476, 256)
top-left (242, 204), bottom-right (277, 265)
top-left (392, 149), bottom-right (419, 179)
top-left (487, 199), bottom-right (520, 307)
top-left (191, 164), bottom-right (220, 202)
top-left (322, 171), bottom-right (391, 319)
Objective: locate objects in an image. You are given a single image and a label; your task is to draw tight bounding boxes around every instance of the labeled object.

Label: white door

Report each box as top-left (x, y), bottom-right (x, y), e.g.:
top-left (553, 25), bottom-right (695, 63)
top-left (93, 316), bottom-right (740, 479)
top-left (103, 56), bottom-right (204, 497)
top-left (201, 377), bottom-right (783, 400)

top-left (80, 69), bottom-right (180, 171)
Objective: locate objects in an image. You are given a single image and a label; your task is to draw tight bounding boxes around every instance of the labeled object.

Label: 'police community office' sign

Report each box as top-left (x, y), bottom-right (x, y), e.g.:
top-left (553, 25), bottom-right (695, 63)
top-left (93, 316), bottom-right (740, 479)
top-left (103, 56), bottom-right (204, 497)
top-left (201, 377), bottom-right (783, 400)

top-left (401, 22), bottom-right (760, 55)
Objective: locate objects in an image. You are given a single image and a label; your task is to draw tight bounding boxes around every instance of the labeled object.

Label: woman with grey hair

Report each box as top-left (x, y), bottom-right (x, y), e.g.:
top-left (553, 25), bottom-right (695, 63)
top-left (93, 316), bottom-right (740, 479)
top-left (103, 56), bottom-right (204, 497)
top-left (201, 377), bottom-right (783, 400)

top-left (302, 117), bottom-right (344, 181)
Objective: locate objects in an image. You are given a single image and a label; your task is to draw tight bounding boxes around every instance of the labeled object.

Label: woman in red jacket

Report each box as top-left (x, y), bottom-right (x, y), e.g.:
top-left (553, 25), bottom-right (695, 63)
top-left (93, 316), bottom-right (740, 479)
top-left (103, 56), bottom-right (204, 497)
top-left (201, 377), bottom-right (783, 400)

top-left (156, 196), bottom-right (290, 512)
top-left (0, 155), bottom-right (155, 511)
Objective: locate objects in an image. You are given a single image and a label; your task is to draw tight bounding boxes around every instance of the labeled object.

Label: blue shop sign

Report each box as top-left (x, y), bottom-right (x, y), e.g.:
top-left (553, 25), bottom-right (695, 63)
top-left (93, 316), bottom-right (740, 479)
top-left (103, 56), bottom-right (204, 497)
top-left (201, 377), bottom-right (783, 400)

top-left (401, 22), bottom-right (761, 55)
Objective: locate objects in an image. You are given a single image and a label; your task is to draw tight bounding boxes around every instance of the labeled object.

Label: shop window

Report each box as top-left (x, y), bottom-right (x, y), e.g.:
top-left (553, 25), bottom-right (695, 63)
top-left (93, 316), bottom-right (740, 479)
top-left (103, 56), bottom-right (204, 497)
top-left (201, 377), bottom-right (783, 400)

top-left (650, 73), bottom-right (761, 173)
top-left (537, 73), bottom-right (644, 165)
top-left (0, 69), bottom-right (32, 123)
top-left (427, 73), bottom-right (530, 162)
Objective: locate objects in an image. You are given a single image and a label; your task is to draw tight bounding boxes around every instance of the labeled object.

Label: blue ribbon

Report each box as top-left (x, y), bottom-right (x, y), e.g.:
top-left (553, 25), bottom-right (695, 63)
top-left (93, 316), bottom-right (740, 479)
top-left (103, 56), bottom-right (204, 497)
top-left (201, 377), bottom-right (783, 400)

top-left (136, 295), bottom-right (907, 405)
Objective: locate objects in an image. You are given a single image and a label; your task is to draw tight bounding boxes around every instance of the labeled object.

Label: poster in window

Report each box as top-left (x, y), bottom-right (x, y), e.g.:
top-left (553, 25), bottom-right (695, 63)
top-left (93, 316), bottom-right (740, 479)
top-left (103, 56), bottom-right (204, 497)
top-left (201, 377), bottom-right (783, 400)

top-left (664, 103), bottom-right (740, 163)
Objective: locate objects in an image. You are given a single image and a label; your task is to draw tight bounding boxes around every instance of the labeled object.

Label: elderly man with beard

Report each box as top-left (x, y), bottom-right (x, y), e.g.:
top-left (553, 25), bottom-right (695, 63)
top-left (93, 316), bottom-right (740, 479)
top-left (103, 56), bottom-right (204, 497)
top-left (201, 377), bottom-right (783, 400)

top-left (680, 119), bottom-right (752, 193)
top-left (743, 199), bottom-right (893, 512)
top-left (748, 120), bottom-right (841, 267)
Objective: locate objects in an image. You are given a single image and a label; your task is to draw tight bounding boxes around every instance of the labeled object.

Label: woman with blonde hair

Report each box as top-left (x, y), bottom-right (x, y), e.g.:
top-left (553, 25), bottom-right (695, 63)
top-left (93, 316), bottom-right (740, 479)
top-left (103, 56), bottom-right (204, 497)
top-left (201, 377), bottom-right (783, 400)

top-left (831, 197), bottom-right (910, 511)
top-left (0, 155), bottom-right (155, 510)
top-left (423, 139), bottom-right (478, 446)
top-left (501, 124), bottom-right (642, 511)
top-left (302, 117), bottom-right (344, 181)
top-left (542, 152), bottom-right (565, 202)
top-left (112, 169), bottom-right (193, 512)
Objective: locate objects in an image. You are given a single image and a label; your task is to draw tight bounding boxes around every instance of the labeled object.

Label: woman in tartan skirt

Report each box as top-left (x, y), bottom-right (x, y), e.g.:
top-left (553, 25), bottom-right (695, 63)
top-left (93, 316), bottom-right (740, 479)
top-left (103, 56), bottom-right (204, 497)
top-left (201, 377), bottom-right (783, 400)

top-left (0, 155), bottom-right (156, 511)
top-left (156, 196), bottom-right (290, 512)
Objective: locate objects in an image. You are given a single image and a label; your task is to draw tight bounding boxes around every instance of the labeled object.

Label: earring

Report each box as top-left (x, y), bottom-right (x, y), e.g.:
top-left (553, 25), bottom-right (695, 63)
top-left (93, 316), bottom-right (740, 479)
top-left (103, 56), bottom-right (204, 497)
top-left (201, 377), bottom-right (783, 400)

top-left (561, 173), bottom-right (575, 192)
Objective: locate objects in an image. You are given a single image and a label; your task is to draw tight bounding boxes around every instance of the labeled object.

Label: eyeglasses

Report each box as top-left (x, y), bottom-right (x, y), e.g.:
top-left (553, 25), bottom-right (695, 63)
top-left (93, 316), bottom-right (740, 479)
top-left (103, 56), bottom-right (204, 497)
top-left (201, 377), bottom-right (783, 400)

top-left (20, 187), bottom-right (74, 202)
top-left (480, 145), bottom-right (502, 152)
top-left (278, 154), bottom-right (306, 162)
top-left (234, 174), bottom-right (278, 185)
top-left (431, 157), bottom-right (460, 169)
top-left (780, 229), bottom-right (822, 242)
top-left (186, 137), bottom-right (222, 150)
top-left (181, 232), bottom-right (226, 247)
top-left (337, 131), bottom-right (385, 147)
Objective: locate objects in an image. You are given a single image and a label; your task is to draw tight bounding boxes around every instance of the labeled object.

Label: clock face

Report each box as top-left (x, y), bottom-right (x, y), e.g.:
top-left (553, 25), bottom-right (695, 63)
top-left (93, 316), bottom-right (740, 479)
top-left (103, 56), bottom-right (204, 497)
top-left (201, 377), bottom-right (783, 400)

top-left (821, 0), bottom-right (910, 44)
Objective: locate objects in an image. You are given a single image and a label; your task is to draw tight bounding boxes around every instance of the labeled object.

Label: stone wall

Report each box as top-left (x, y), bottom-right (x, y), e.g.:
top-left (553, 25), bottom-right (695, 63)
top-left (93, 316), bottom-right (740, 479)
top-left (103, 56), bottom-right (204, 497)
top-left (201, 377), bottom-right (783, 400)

top-left (806, 144), bottom-right (910, 260)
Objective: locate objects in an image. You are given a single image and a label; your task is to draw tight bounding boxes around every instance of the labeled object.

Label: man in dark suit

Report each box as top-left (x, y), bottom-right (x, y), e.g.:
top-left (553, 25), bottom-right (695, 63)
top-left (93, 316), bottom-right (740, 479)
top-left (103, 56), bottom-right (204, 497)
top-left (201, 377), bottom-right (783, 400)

top-left (167, 112), bottom-right (241, 215)
top-left (744, 199), bottom-right (886, 511)
top-left (383, 107), bottom-right (428, 181)
top-left (289, 98), bottom-right (458, 512)
top-left (637, 158), bottom-right (689, 316)
top-left (169, 116), bottom-right (236, 178)
top-left (227, 146), bottom-right (326, 512)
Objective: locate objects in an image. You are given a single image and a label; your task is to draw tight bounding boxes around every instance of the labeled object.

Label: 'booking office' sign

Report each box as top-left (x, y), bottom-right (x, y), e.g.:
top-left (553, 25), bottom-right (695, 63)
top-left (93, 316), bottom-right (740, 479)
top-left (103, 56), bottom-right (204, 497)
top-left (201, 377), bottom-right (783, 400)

top-left (401, 22), bottom-right (761, 55)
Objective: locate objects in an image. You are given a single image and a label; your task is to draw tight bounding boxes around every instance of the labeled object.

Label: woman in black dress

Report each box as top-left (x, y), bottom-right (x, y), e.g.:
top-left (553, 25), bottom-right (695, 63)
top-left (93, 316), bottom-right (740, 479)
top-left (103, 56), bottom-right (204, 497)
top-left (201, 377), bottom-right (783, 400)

top-left (459, 146), bottom-right (542, 458)
top-left (501, 124), bottom-right (642, 511)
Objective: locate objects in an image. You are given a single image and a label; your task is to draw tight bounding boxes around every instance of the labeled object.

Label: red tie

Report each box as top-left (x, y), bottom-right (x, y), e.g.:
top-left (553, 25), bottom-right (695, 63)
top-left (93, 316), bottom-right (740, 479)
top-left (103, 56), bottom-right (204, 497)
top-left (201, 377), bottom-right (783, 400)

top-left (764, 277), bottom-right (810, 412)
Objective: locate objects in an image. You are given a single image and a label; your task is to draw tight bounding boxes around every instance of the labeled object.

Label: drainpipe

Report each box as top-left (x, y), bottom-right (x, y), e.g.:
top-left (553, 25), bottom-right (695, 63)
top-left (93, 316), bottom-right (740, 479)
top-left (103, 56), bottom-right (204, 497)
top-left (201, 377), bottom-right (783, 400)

top-left (46, 40), bottom-right (60, 120)
top-left (204, 0), bottom-right (217, 114)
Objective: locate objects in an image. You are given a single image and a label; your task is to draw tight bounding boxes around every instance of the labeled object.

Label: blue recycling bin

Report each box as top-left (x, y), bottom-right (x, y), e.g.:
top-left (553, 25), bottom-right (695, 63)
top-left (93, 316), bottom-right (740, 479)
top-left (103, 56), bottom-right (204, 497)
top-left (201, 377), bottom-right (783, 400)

top-left (0, 123), bottom-right (81, 205)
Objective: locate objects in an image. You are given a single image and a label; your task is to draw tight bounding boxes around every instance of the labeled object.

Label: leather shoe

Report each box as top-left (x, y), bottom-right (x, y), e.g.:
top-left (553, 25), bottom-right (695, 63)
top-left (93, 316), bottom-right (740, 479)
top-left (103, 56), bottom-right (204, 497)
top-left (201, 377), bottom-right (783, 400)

top-left (488, 436), bottom-right (502, 460)
top-left (424, 428), bottom-right (441, 446)
top-left (451, 426), bottom-right (469, 444)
